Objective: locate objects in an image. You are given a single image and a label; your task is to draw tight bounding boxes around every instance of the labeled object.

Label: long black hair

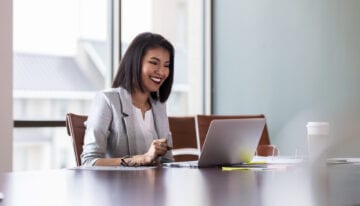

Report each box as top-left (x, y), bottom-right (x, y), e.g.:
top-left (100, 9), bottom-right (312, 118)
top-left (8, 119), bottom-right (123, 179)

top-left (112, 32), bottom-right (174, 103)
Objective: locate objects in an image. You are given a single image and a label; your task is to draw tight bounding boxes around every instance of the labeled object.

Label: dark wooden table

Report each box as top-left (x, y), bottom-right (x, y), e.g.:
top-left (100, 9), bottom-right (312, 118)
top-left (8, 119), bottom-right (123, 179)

top-left (0, 164), bottom-right (360, 206)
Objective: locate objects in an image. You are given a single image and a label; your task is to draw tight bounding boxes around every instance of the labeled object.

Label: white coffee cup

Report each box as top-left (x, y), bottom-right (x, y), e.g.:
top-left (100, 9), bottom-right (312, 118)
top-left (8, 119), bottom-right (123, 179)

top-left (306, 122), bottom-right (330, 163)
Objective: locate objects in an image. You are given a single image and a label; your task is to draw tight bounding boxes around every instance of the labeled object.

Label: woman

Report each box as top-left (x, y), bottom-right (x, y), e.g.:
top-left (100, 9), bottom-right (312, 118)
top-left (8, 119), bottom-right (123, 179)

top-left (81, 32), bottom-right (175, 166)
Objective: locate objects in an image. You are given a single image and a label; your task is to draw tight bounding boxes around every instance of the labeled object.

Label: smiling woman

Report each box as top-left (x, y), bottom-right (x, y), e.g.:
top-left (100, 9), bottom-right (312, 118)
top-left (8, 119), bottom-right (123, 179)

top-left (81, 32), bottom-right (176, 167)
top-left (134, 47), bottom-right (170, 117)
top-left (140, 48), bottom-right (170, 94)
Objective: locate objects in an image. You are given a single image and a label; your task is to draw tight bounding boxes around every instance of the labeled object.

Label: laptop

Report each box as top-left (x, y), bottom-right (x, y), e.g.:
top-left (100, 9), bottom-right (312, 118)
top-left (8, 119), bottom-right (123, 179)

top-left (163, 118), bottom-right (266, 168)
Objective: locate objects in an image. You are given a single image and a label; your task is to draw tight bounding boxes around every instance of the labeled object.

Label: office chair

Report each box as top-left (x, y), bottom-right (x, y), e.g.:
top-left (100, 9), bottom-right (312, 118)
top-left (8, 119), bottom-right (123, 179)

top-left (65, 113), bottom-right (87, 166)
top-left (196, 114), bottom-right (278, 157)
top-left (168, 116), bottom-right (199, 161)
top-left (66, 113), bottom-right (199, 165)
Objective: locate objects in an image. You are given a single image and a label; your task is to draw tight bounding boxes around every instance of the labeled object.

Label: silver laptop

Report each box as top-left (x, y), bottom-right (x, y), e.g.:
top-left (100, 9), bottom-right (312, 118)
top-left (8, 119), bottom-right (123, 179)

top-left (163, 118), bottom-right (266, 168)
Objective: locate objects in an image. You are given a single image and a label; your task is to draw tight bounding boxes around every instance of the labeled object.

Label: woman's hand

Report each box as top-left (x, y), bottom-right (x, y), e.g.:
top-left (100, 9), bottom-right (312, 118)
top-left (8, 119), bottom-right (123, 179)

top-left (122, 154), bottom-right (154, 166)
top-left (121, 138), bottom-right (169, 166)
top-left (145, 138), bottom-right (169, 160)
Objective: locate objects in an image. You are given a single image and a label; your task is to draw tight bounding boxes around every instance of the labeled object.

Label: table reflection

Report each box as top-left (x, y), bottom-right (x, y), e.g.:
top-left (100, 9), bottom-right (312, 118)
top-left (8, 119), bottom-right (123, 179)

top-left (0, 164), bottom-right (360, 206)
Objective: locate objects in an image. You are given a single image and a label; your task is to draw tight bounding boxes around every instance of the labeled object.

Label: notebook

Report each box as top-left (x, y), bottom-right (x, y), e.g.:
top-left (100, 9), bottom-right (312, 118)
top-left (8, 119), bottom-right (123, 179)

top-left (163, 118), bottom-right (266, 168)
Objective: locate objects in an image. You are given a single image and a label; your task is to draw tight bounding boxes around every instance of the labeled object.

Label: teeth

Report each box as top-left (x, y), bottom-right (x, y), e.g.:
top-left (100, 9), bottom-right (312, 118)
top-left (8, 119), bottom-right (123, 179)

top-left (151, 77), bottom-right (161, 83)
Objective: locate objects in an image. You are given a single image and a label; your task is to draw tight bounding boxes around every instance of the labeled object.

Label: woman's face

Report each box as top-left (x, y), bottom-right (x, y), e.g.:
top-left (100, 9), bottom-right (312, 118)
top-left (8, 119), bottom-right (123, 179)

top-left (140, 47), bottom-right (170, 94)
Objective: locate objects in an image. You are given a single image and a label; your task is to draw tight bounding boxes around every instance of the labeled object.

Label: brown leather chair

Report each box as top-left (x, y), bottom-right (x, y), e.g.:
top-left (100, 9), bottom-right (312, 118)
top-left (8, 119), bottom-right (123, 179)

top-left (168, 116), bottom-right (199, 162)
top-left (196, 114), bottom-right (278, 156)
top-left (256, 145), bottom-right (279, 156)
top-left (65, 113), bottom-right (87, 166)
top-left (66, 113), bottom-right (199, 165)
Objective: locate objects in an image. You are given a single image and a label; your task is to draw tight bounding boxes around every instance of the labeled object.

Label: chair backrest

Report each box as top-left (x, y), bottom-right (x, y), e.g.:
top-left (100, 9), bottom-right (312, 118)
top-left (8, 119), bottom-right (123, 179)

top-left (196, 114), bottom-right (271, 150)
top-left (168, 116), bottom-right (199, 162)
top-left (65, 113), bottom-right (87, 166)
top-left (256, 145), bottom-right (279, 157)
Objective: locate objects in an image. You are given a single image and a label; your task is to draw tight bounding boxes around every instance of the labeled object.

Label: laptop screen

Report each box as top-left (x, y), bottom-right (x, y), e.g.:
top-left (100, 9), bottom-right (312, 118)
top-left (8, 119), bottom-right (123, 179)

top-left (197, 118), bottom-right (265, 167)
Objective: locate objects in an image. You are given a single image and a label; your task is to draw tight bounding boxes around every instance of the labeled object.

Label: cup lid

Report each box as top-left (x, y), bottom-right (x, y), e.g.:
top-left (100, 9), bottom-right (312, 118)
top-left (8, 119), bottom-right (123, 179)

top-left (306, 121), bottom-right (329, 135)
top-left (306, 122), bottom-right (329, 127)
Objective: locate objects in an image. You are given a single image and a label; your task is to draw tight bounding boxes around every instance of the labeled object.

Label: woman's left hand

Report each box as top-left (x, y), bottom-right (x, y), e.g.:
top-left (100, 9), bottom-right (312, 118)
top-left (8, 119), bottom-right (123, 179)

top-left (145, 138), bottom-right (168, 160)
top-left (122, 139), bottom-right (169, 166)
top-left (123, 155), bottom-right (154, 166)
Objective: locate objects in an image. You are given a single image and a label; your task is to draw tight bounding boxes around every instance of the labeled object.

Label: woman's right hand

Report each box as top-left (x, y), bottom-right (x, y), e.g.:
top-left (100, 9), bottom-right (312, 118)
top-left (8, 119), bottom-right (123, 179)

top-left (122, 154), bottom-right (154, 166)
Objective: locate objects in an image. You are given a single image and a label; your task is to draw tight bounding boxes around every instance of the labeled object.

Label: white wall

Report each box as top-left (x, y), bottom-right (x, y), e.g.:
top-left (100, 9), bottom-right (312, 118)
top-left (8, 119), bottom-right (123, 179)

top-left (214, 0), bottom-right (360, 156)
top-left (0, 0), bottom-right (13, 172)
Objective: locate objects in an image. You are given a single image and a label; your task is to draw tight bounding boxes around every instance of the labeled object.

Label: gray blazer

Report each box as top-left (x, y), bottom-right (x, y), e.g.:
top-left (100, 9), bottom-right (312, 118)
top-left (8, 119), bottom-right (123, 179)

top-left (81, 87), bottom-right (174, 166)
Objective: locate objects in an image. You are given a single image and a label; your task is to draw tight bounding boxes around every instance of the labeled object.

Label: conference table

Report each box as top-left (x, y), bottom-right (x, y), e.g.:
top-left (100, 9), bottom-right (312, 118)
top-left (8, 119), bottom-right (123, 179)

top-left (0, 159), bottom-right (360, 206)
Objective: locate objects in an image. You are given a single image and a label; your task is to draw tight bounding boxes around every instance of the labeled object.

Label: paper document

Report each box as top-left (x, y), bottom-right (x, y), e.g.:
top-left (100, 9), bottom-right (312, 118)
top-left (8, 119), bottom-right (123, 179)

top-left (69, 166), bottom-right (157, 171)
top-left (222, 164), bottom-right (288, 171)
top-left (251, 156), bottom-right (303, 164)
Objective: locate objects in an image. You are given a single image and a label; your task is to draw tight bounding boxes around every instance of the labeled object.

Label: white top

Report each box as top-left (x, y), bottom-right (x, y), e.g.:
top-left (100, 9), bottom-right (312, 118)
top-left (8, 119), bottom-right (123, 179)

top-left (132, 106), bottom-right (158, 154)
top-left (81, 87), bottom-right (174, 166)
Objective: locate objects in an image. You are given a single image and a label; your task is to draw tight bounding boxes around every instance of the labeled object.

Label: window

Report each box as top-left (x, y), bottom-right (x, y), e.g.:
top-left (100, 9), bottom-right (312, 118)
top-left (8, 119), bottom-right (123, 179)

top-left (13, 0), bottom-right (207, 171)
top-left (121, 0), bottom-right (205, 115)
top-left (13, 0), bottom-right (112, 170)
